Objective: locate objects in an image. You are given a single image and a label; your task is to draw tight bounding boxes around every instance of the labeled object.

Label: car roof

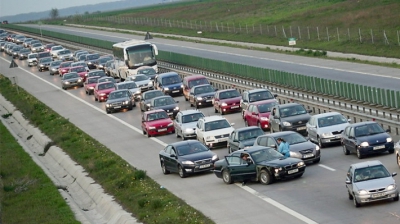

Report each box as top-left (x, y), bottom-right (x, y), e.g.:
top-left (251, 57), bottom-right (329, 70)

top-left (110, 89), bottom-right (128, 94)
top-left (158, 72), bottom-right (179, 78)
top-left (199, 115), bottom-right (227, 122)
top-left (143, 90), bottom-right (163, 95)
top-left (239, 145), bottom-right (272, 153)
top-left (277, 103), bottom-right (302, 108)
top-left (217, 88), bottom-right (236, 93)
top-left (257, 131), bottom-right (297, 138)
top-left (311, 112), bottom-right (341, 118)
top-left (170, 140), bottom-right (201, 147)
top-left (235, 126), bottom-right (263, 132)
top-left (351, 160), bottom-right (383, 169)
top-left (193, 84), bottom-right (212, 89)
top-left (184, 74), bottom-right (206, 81)
top-left (246, 88), bottom-right (272, 94)
top-left (153, 95), bottom-right (172, 100)
top-left (348, 121), bottom-right (377, 127)
top-left (144, 109), bottom-right (166, 115)
top-left (117, 81), bottom-right (134, 85)
top-left (249, 99), bottom-right (278, 105)
top-left (179, 109), bottom-right (204, 116)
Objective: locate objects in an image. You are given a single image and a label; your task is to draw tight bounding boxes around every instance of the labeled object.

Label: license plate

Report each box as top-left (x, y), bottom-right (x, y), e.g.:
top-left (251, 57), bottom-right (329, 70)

top-left (199, 164), bottom-right (211, 169)
top-left (158, 128), bottom-right (167, 132)
top-left (217, 138), bottom-right (227, 142)
top-left (206, 100), bottom-right (212, 102)
top-left (168, 112), bottom-right (173, 115)
top-left (303, 153), bottom-right (314, 158)
top-left (231, 105), bottom-right (239, 109)
top-left (371, 193), bottom-right (385, 198)
top-left (172, 90), bottom-right (179, 93)
top-left (288, 168), bottom-right (299, 174)
top-left (114, 106), bottom-right (121, 109)
top-left (297, 126), bottom-right (307, 131)
top-left (373, 145), bottom-right (385, 150)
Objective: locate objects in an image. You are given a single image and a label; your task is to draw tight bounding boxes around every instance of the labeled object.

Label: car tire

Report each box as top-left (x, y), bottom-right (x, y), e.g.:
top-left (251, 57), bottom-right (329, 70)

top-left (313, 157), bottom-right (320, 163)
top-left (356, 148), bottom-right (363, 159)
top-left (353, 195), bottom-right (361, 207)
top-left (388, 149), bottom-right (394, 154)
top-left (185, 96), bottom-right (188, 101)
top-left (178, 165), bottom-right (187, 178)
top-left (259, 170), bottom-right (273, 185)
top-left (317, 137), bottom-right (324, 148)
top-left (343, 144), bottom-right (350, 155)
top-left (106, 110), bottom-right (111, 114)
top-left (147, 131), bottom-right (151, 138)
top-left (228, 146), bottom-right (233, 154)
top-left (85, 90), bottom-right (88, 95)
top-left (394, 195), bottom-right (399, 201)
top-left (222, 169), bottom-right (233, 184)
top-left (142, 129), bottom-right (146, 135)
top-left (161, 162), bottom-right (170, 174)
top-left (348, 192), bottom-right (353, 200)
top-left (128, 105), bottom-right (133, 111)
top-left (190, 101), bottom-right (193, 107)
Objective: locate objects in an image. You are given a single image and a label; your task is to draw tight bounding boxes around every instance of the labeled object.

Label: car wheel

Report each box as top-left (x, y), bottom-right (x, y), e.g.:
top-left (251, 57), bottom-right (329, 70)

top-left (128, 105), bottom-right (133, 111)
top-left (388, 149), bottom-right (394, 154)
top-left (228, 146), bottom-right (233, 154)
top-left (147, 131), bottom-right (151, 138)
top-left (142, 129), bottom-right (146, 135)
top-left (185, 96), bottom-right (188, 101)
top-left (244, 119), bottom-right (249, 127)
top-left (222, 169), bottom-right (233, 184)
top-left (313, 157), bottom-right (320, 163)
top-left (342, 144), bottom-right (350, 155)
top-left (353, 195), bottom-right (361, 207)
top-left (106, 110), bottom-right (111, 114)
top-left (161, 162), bottom-right (170, 174)
top-left (190, 102), bottom-right (193, 107)
top-left (317, 137), bottom-right (324, 148)
top-left (348, 192), bottom-right (353, 200)
top-left (394, 194), bottom-right (399, 201)
top-left (356, 148), bottom-right (363, 159)
top-left (259, 170), bottom-right (273, 185)
top-left (85, 90), bottom-right (88, 95)
top-left (178, 165), bottom-right (187, 178)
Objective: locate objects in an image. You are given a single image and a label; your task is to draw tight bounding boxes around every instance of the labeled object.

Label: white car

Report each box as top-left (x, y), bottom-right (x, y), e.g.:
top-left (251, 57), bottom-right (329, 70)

top-left (126, 74), bottom-right (154, 92)
top-left (50, 45), bottom-right (64, 58)
top-left (195, 115), bottom-right (235, 149)
top-left (27, 53), bottom-right (38, 67)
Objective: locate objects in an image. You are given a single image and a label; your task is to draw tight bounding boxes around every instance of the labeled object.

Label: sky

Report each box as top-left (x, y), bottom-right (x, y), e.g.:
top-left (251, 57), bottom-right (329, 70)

top-left (0, 0), bottom-right (119, 17)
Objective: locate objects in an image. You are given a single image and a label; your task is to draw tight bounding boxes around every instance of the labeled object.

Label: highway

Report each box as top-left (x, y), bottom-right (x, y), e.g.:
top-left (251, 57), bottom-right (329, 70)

top-left (1, 29), bottom-right (400, 224)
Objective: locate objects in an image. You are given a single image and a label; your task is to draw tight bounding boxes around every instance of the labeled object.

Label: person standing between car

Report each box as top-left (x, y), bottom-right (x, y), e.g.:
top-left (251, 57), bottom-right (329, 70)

top-left (277, 138), bottom-right (290, 158)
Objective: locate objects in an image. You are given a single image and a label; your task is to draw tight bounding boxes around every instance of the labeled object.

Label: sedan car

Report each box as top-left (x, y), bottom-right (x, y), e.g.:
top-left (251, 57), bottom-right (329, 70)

top-left (159, 140), bottom-right (219, 178)
top-left (58, 61), bottom-right (73, 76)
top-left (68, 66), bottom-right (88, 81)
top-left (94, 81), bottom-right (116, 102)
top-left (243, 99), bottom-right (279, 131)
top-left (139, 90), bottom-right (165, 112)
top-left (141, 109), bottom-right (175, 137)
top-left (50, 45), bottom-right (64, 57)
top-left (17, 48), bottom-right (31, 60)
top-left (61, 72), bottom-right (84, 90)
top-left (195, 115), bottom-right (235, 149)
top-left (213, 146), bottom-right (306, 185)
top-left (269, 103), bottom-right (312, 136)
top-left (346, 160), bottom-right (398, 207)
top-left (94, 56), bottom-right (111, 70)
top-left (37, 57), bottom-right (53, 72)
top-left (105, 89), bottom-right (135, 114)
top-left (115, 81), bottom-right (141, 100)
top-left (71, 61), bottom-right (90, 72)
top-left (240, 88), bottom-right (278, 118)
top-left (87, 70), bottom-right (106, 79)
top-left (85, 53), bottom-right (101, 69)
top-left (149, 95), bottom-right (179, 119)
top-left (174, 110), bottom-right (205, 140)
top-left (49, 60), bottom-right (62, 76)
top-left (213, 88), bottom-right (242, 115)
top-left (27, 53), bottom-right (38, 67)
top-left (30, 43), bottom-right (44, 53)
top-left (137, 66), bottom-right (157, 82)
top-left (227, 127), bottom-right (264, 153)
top-left (254, 131), bottom-right (321, 163)
top-left (188, 84), bottom-right (216, 109)
top-left (56, 49), bottom-right (73, 61)
top-left (306, 112), bottom-right (350, 148)
top-left (341, 121), bottom-right (394, 159)
top-left (126, 74), bottom-right (154, 92)
top-left (84, 76), bottom-right (101, 95)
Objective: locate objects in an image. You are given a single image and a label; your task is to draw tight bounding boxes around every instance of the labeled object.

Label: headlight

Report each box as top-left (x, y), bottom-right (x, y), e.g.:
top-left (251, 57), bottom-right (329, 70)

top-left (99, 65), bottom-right (103, 68)
top-left (221, 102), bottom-right (227, 106)
top-left (387, 137), bottom-right (393, 142)
top-left (89, 87), bottom-right (94, 89)
top-left (212, 154), bottom-right (218, 160)
top-left (148, 126), bottom-right (156, 130)
top-left (167, 123), bottom-right (173, 127)
top-left (78, 78), bottom-right (82, 82)
top-left (275, 167), bottom-right (282, 173)
top-left (164, 87), bottom-right (169, 91)
top-left (387, 184), bottom-right (395, 190)
top-left (146, 103), bottom-right (150, 107)
top-left (260, 117), bottom-right (269, 121)
top-left (40, 64), bottom-right (44, 67)
top-left (106, 104), bottom-right (111, 107)
top-left (181, 84), bottom-right (184, 88)
top-left (174, 106), bottom-right (179, 111)
top-left (32, 48), bottom-right (36, 51)
top-left (148, 81), bottom-right (153, 86)
top-left (136, 90), bottom-right (141, 94)
top-left (182, 161), bottom-right (194, 165)
top-left (197, 97), bottom-right (203, 101)
top-left (315, 145), bottom-right (320, 151)
top-left (184, 128), bottom-right (192, 133)
top-left (64, 81), bottom-right (70, 84)
top-left (282, 121), bottom-right (291, 126)
top-left (358, 190), bottom-right (368, 195)
top-left (88, 62), bottom-right (92, 64)
top-left (123, 100), bottom-right (129, 105)
top-left (297, 161), bottom-right (305, 167)
top-left (291, 151), bottom-right (302, 158)
top-left (52, 68), bottom-right (57, 71)
top-left (206, 136), bottom-right (213, 140)
top-left (85, 74), bottom-right (88, 77)
top-left (360, 142), bottom-right (369, 147)
top-left (321, 133), bottom-right (334, 138)
top-left (99, 93), bottom-right (106, 96)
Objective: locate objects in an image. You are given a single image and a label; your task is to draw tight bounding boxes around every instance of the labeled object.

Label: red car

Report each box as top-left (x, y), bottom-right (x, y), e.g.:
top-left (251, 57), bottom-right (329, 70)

top-left (94, 81), bottom-right (115, 102)
top-left (243, 99), bottom-right (279, 131)
top-left (213, 89), bottom-right (242, 115)
top-left (68, 66), bottom-right (88, 81)
top-left (58, 61), bottom-right (73, 76)
top-left (141, 109), bottom-right (175, 137)
top-left (84, 76), bottom-right (100, 95)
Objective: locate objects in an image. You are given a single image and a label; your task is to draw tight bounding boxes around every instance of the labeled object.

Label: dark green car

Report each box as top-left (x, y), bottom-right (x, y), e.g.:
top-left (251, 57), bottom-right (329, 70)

top-left (213, 146), bottom-right (306, 185)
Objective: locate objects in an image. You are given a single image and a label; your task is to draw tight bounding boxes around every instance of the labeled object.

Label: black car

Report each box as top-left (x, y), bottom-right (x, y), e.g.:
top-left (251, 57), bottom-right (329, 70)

top-left (61, 72), bottom-right (84, 90)
top-left (341, 121), bottom-right (394, 159)
top-left (254, 131), bottom-right (321, 163)
top-left (85, 53), bottom-right (101, 69)
top-left (149, 95), bottom-right (179, 119)
top-left (188, 84), bottom-right (216, 109)
top-left (159, 140), bottom-right (219, 178)
top-left (240, 88), bottom-right (277, 118)
top-left (17, 48), bottom-right (31, 60)
top-left (94, 57), bottom-right (111, 70)
top-left (37, 57), bottom-right (53, 72)
top-left (227, 126), bottom-right (264, 153)
top-left (105, 89), bottom-right (135, 114)
top-left (137, 66), bottom-right (157, 81)
top-left (139, 90), bottom-right (165, 112)
top-left (87, 70), bottom-right (106, 79)
top-left (269, 103), bottom-right (312, 136)
top-left (213, 146), bottom-right (306, 185)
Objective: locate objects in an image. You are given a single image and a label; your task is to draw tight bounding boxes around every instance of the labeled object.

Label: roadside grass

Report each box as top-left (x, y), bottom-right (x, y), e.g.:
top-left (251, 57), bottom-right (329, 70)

top-left (0, 119), bottom-right (79, 223)
top-left (0, 75), bottom-right (214, 224)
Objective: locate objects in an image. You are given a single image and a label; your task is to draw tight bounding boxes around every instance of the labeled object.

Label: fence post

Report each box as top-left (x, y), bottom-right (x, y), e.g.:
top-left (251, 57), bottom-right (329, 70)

top-left (326, 27), bottom-right (329, 41)
top-left (298, 26), bottom-right (301, 39)
top-left (384, 30), bottom-right (389, 45)
top-left (371, 29), bottom-right (374, 44)
top-left (359, 28), bottom-right (362, 43)
top-left (274, 25), bottom-right (277, 37)
top-left (337, 27), bottom-right (340, 41)
top-left (282, 26), bottom-right (287, 38)
top-left (307, 27), bottom-right (310, 40)
top-left (317, 27), bottom-right (320, 40)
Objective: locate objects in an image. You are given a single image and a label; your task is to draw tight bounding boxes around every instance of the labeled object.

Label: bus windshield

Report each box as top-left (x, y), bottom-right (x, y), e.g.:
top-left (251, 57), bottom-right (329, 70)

top-left (126, 45), bottom-right (155, 68)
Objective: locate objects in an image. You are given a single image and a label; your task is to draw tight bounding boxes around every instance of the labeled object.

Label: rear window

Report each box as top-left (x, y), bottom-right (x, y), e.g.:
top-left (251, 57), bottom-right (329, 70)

top-left (188, 78), bottom-right (209, 88)
top-left (38, 52), bottom-right (51, 58)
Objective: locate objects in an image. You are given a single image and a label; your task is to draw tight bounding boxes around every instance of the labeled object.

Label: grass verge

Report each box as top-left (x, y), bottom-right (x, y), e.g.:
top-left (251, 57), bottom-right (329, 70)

top-left (0, 75), bottom-right (214, 224)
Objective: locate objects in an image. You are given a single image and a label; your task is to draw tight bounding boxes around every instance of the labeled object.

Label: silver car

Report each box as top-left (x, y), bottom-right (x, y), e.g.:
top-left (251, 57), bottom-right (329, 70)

top-left (306, 112), bottom-right (350, 148)
top-left (61, 72), bottom-right (84, 90)
top-left (126, 74), bottom-right (154, 92)
top-left (115, 81), bottom-right (141, 100)
top-left (174, 110), bottom-right (205, 140)
top-left (346, 160), bottom-right (399, 207)
top-left (49, 60), bottom-right (63, 75)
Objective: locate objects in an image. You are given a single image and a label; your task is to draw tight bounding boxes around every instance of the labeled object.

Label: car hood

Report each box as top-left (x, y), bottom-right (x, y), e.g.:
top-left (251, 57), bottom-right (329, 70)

top-left (180, 151), bottom-right (215, 161)
top-left (153, 104), bottom-right (177, 111)
top-left (220, 96), bottom-right (241, 104)
top-left (281, 114), bottom-right (311, 124)
top-left (63, 77), bottom-right (81, 82)
top-left (164, 83), bottom-right (182, 89)
top-left (146, 119), bottom-right (173, 127)
top-left (196, 92), bottom-right (215, 98)
top-left (317, 123), bottom-right (349, 134)
top-left (49, 65), bottom-right (61, 70)
top-left (203, 127), bottom-right (234, 137)
top-left (259, 111), bottom-right (271, 118)
top-left (258, 157), bottom-right (302, 167)
top-left (290, 141), bottom-right (317, 153)
top-left (107, 97), bottom-right (129, 104)
top-left (353, 177), bottom-right (395, 191)
top-left (180, 122), bottom-right (197, 130)
top-left (97, 88), bottom-right (115, 94)
top-left (356, 132), bottom-right (391, 144)
top-left (86, 83), bottom-right (97, 88)
top-left (128, 87), bottom-right (141, 94)
top-left (239, 139), bottom-right (258, 147)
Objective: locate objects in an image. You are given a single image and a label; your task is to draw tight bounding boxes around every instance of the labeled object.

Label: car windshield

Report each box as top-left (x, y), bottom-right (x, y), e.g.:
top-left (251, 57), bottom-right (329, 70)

top-left (60, 50), bottom-right (71, 55)
top-left (19, 49), bottom-right (30, 53)
top-left (280, 105), bottom-right (307, 118)
top-left (132, 75), bottom-right (149, 81)
top-left (249, 91), bottom-right (274, 102)
top-left (87, 54), bottom-right (100, 60)
top-left (219, 90), bottom-right (240, 99)
top-left (98, 57), bottom-right (109, 63)
top-left (257, 102), bottom-right (278, 113)
top-left (50, 61), bottom-right (61, 66)
top-left (188, 78), bottom-right (209, 88)
top-left (28, 54), bottom-right (37, 58)
top-left (354, 165), bottom-right (391, 183)
top-left (64, 73), bottom-right (78, 79)
top-left (182, 113), bottom-right (204, 123)
top-left (40, 58), bottom-right (52, 63)
top-left (99, 78), bottom-right (114, 83)
top-left (118, 82), bottom-right (137, 89)
top-left (176, 142), bottom-right (209, 156)
top-left (108, 91), bottom-right (128, 100)
top-left (144, 91), bottom-right (164, 100)
top-left (354, 123), bottom-right (385, 137)
top-left (98, 83), bottom-right (115, 90)
top-left (274, 132), bottom-right (307, 145)
top-left (52, 46), bottom-right (62, 51)
top-left (204, 119), bottom-right (231, 131)
top-left (153, 97), bottom-right (175, 107)
top-left (72, 62), bottom-right (85, 67)
top-left (318, 114), bottom-right (348, 127)
top-left (89, 71), bottom-right (106, 77)
top-left (162, 75), bottom-right (181, 85)
top-left (71, 67), bottom-right (85, 73)
top-left (88, 77), bottom-right (99, 84)
top-left (251, 148), bottom-right (284, 163)
top-left (147, 111), bottom-right (169, 121)
top-left (32, 43), bottom-right (41, 47)
top-left (238, 129), bottom-right (264, 141)
top-left (60, 62), bottom-right (72, 68)
top-left (194, 85), bottom-right (214, 95)
top-left (138, 68), bottom-right (156, 76)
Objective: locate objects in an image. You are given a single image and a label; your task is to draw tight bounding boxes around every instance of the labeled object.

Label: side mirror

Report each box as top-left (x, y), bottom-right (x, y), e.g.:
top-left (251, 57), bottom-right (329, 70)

top-left (230, 123), bottom-right (235, 126)
top-left (273, 94), bottom-right (278, 98)
top-left (386, 129), bottom-right (391, 133)
top-left (170, 154), bottom-right (177, 158)
top-left (392, 172), bottom-right (397, 177)
top-left (307, 109), bottom-right (313, 113)
top-left (270, 144), bottom-right (277, 149)
top-left (176, 101), bottom-right (179, 103)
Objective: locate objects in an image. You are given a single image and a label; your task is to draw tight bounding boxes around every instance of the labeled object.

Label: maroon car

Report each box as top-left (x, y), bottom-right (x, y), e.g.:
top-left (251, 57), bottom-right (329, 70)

top-left (141, 109), bottom-right (175, 138)
top-left (243, 99), bottom-right (279, 131)
top-left (68, 66), bottom-right (88, 81)
top-left (94, 81), bottom-right (115, 102)
top-left (213, 89), bottom-right (242, 115)
top-left (58, 61), bottom-right (73, 76)
top-left (84, 76), bottom-right (100, 95)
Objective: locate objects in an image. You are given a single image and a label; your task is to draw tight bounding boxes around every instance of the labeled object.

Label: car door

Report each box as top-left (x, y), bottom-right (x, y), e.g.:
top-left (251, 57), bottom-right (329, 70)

top-left (195, 120), bottom-right (204, 141)
top-left (346, 127), bottom-right (358, 153)
top-left (249, 105), bottom-right (259, 126)
top-left (240, 91), bottom-right (249, 114)
top-left (306, 117), bottom-right (317, 142)
top-left (345, 166), bottom-right (354, 194)
top-left (225, 154), bottom-right (257, 182)
top-left (269, 106), bottom-right (280, 132)
top-left (228, 131), bottom-right (240, 152)
top-left (163, 145), bottom-right (176, 172)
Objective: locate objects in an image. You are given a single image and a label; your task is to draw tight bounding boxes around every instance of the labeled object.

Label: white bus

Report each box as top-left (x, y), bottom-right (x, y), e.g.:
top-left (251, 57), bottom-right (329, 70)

top-left (112, 39), bottom-right (158, 80)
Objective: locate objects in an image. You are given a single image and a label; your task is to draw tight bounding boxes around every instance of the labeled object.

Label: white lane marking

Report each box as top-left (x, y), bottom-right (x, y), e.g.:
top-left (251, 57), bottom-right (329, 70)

top-left (318, 164), bottom-right (336, 171)
top-left (0, 57), bottom-right (312, 223)
top-left (57, 26), bottom-right (400, 80)
top-left (239, 184), bottom-right (318, 224)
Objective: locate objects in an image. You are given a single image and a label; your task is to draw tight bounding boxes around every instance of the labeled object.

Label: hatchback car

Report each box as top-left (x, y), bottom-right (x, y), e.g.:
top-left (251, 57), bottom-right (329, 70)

top-left (227, 126), bottom-right (265, 153)
top-left (155, 72), bottom-right (183, 96)
top-left (195, 116), bottom-right (235, 149)
top-left (94, 81), bottom-right (116, 102)
top-left (141, 109), bottom-right (175, 137)
top-left (84, 76), bottom-right (101, 95)
top-left (213, 88), bottom-right (242, 115)
top-left (306, 112), bottom-right (350, 148)
top-left (61, 72), bottom-right (84, 90)
top-left (149, 95), bottom-right (179, 119)
top-left (188, 84), bottom-right (216, 109)
top-left (341, 121), bottom-right (394, 159)
top-left (269, 103), bottom-right (312, 136)
top-left (139, 90), bottom-right (165, 112)
top-left (241, 89), bottom-right (277, 118)
top-left (183, 75), bottom-right (210, 101)
top-left (346, 160), bottom-right (398, 207)
top-left (173, 110), bottom-right (205, 140)
top-left (37, 57), bottom-right (53, 72)
top-left (159, 140), bottom-right (219, 178)
top-left (243, 99), bottom-right (279, 131)
top-left (105, 89), bottom-right (135, 114)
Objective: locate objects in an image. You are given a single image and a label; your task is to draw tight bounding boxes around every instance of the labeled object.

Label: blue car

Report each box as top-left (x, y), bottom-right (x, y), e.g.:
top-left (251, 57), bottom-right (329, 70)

top-left (155, 72), bottom-right (183, 96)
top-left (341, 121), bottom-right (394, 159)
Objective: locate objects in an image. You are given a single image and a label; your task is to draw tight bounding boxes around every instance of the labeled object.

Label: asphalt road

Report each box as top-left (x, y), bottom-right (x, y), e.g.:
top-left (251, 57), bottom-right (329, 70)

top-left (2, 48), bottom-right (400, 223)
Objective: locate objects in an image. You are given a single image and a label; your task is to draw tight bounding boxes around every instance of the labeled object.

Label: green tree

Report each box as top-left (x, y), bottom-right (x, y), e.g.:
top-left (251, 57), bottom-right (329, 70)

top-left (49, 8), bottom-right (59, 19)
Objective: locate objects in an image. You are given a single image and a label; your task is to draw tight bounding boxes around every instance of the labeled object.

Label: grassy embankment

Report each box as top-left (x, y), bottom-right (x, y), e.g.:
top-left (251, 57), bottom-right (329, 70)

top-left (0, 74), bottom-right (214, 224)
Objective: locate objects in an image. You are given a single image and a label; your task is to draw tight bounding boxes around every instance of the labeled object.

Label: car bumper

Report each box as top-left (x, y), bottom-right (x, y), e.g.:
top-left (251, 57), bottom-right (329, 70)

top-left (63, 82), bottom-right (83, 88)
top-left (140, 86), bottom-right (154, 92)
top-left (98, 95), bottom-right (109, 102)
top-left (182, 129), bottom-right (197, 138)
top-left (196, 99), bottom-right (213, 107)
top-left (28, 61), bottom-right (37, 66)
top-left (220, 105), bottom-right (241, 113)
top-left (147, 127), bottom-right (175, 136)
top-left (106, 104), bottom-right (132, 112)
top-left (274, 166), bottom-right (306, 180)
top-left (164, 89), bottom-right (182, 96)
top-left (320, 135), bottom-right (342, 144)
top-left (205, 138), bottom-right (229, 149)
top-left (182, 162), bottom-right (215, 174)
top-left (282, 125), bottom-right (308, 136)
top-left (354, 188), bottom-right (399, 204)
top-left (359, 142), bottom-right (395, 155)
top-left (259, 120), bottom-right (271, 130)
